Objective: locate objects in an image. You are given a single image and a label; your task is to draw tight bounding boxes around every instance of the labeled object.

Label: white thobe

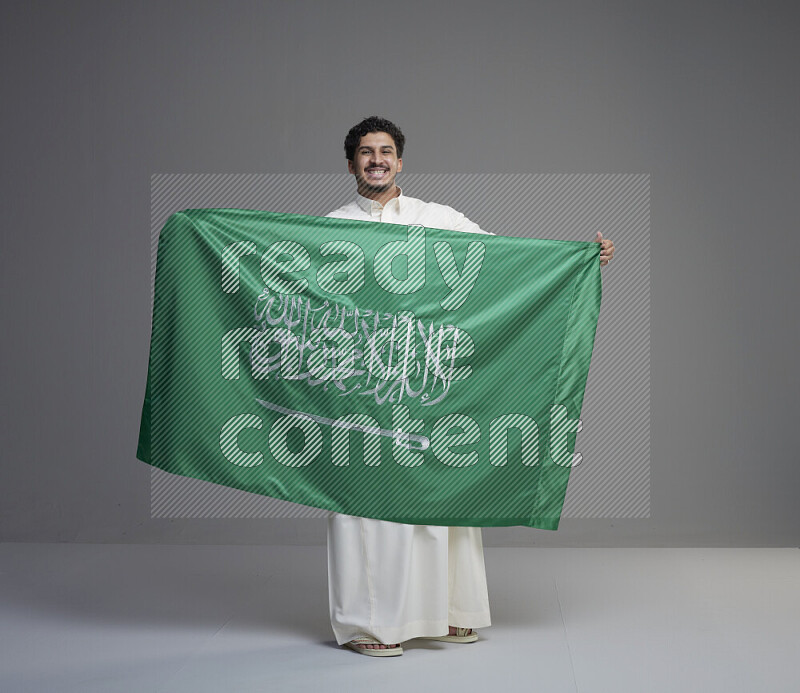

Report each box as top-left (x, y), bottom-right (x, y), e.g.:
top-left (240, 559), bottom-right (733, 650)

top-left (325, 188), bottom-right (493, 646)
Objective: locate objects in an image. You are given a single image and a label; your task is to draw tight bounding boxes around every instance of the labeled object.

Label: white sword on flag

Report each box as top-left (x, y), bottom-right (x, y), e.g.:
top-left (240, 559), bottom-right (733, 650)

top-left (254, 398), bottom-right (430, 451)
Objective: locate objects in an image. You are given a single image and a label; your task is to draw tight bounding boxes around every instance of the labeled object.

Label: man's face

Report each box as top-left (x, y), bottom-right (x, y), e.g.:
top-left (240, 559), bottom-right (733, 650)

top-left (348, 131), bottom-right (403, 195)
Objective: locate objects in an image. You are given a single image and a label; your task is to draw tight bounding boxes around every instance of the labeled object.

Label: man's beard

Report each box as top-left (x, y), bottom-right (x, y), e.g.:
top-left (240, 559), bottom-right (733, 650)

top-left (357, 174), bottom-right (395, 193)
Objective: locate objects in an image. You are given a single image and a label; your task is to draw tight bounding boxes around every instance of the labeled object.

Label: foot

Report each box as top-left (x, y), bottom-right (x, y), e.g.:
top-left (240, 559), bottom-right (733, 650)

top-left (344, 635), bottom-right (403, 656)
top-left (418, 626), bottom-right (479, 643)
top-left (449, 626), bottom-right (473, 637)
top-left (353, 640), bottom-right (401, 650)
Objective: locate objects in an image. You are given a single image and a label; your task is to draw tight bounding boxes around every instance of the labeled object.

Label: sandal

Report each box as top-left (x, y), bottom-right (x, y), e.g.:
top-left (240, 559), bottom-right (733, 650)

top-left (419, 627), bottom-right (478, 643)
top-left (343, 634), bottom-right (403, 657)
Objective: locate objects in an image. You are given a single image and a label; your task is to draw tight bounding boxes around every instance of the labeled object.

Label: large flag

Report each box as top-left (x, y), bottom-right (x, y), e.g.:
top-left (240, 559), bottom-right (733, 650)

top-left (137, 208), bottom-right (602, 529)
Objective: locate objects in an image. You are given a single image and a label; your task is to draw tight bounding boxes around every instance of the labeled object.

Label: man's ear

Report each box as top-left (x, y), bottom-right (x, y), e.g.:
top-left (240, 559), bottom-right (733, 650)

top-left (347, 159), bottom-right (355, 174)
top-left (397, 158), bottom-right (403, 173)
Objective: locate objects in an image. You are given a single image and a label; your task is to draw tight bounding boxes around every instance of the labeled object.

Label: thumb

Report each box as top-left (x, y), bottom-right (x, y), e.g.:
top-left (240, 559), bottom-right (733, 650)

top-left (595, 231), bottom-right (603, 242)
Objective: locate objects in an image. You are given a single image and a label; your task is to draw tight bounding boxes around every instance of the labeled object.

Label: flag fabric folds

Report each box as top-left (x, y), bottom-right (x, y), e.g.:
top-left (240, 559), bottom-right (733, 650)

top-left (136, 208), bottom-right (602, 529)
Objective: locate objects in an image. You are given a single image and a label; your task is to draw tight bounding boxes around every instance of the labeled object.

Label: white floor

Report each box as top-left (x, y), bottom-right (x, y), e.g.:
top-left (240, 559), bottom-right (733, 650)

top-left (1, 544), bottom-right (798, 693)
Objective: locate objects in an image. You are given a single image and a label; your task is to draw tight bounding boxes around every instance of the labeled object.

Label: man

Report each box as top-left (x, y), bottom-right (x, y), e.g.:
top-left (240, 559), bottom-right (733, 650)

top-left (325, 116), bottom-right (615, 657)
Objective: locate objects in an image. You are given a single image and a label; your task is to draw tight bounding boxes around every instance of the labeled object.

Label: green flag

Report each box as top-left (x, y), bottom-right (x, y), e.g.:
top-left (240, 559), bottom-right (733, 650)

top-left (136, 208), bottom-right (602, 529)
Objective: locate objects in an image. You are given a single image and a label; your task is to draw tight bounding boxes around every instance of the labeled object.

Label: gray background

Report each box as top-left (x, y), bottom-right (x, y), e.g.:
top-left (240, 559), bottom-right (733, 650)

top-left (2, 0), bottom-right (797, 546)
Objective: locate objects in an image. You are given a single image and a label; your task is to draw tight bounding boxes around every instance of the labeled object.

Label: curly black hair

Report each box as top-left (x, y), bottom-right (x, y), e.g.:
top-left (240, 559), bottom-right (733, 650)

top-left (344, 116), bottom-right (405, 161)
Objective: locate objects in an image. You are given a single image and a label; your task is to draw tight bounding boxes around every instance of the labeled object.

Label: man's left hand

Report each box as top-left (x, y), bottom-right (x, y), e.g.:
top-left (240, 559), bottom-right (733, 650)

top-left (595, 232), bottom-right (615, 267)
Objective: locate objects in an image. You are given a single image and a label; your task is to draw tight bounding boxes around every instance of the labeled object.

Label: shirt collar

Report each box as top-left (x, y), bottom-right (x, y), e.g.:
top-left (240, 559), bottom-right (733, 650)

top-left (355, 186), bottom-right (404, 214)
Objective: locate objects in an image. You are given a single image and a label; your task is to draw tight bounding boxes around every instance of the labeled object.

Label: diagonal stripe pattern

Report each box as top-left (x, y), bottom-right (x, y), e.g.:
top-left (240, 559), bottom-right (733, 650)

top-left (148, 174), bottom-right (649, 520)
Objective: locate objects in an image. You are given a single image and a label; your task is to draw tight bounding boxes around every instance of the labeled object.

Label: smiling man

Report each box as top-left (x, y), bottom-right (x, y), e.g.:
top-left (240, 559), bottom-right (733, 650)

top-left (325, 116), bottom-right (615, 657)
top-left (348, 130), bottom-right (402, 203)
top-left (328, 118), bottom-right (491, 236)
